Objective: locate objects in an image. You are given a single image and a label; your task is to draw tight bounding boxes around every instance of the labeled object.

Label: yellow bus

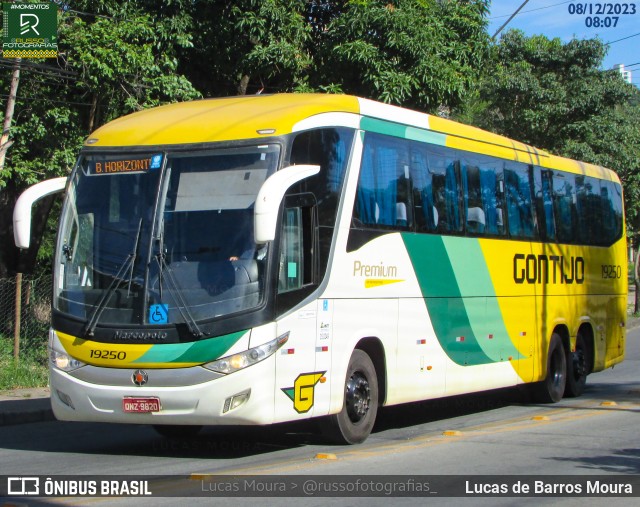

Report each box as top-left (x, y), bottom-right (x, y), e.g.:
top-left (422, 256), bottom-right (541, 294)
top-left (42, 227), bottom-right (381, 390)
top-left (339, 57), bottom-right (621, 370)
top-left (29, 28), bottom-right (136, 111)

top-left (14, 94), bottom-right (626, 444)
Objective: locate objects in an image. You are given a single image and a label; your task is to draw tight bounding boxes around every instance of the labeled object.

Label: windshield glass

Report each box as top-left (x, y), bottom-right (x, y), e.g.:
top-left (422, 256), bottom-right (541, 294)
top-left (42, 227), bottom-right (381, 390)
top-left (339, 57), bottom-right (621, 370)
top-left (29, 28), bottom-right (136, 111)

top-left (54, 145), bottom-right (279, 330)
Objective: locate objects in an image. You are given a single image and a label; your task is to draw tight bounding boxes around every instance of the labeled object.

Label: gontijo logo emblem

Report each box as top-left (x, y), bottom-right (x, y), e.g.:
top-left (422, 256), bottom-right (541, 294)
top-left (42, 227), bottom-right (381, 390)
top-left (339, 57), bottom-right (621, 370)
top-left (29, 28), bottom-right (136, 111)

top-left (281, 371), bottom-right (326, 413)
top-left (2, 3), bottom-right (59, 59)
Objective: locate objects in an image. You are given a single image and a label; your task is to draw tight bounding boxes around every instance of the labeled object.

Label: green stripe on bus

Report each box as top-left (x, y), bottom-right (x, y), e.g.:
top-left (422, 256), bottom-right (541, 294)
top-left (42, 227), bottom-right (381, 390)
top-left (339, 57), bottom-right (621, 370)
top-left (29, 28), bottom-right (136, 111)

top-left (402, 234), bottom-right (519, 366)
top-left (133, 330), bottom-right (247, 365)
top-left (360, 117), bottom-right (447, 145)
top-left (442, 237), bottom-right (520, 362)
top-left (402, 234), bottom-right (492, 366)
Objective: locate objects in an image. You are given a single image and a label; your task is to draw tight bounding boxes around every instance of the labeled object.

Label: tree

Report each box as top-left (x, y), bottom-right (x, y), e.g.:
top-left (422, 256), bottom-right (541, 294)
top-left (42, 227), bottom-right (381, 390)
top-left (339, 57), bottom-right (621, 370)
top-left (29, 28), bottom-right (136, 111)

top-left (181, 0), bottom-right (491, 109)
top-left (180, 0), bottom-right (312, 96)
top-left (312, 0), bottom-right (490, 111)
top-left (470, 30), bottom-right (640, 229)
top-left (0, 2), bottom-right (200, 277)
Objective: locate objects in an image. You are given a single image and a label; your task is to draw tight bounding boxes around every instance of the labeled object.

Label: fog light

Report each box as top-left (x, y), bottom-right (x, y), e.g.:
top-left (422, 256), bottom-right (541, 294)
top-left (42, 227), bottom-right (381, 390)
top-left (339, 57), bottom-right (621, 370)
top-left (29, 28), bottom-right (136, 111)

top-left (222, 389), bottom-right (251, 414)
top-left (56, 389), bottom-right (75, 409)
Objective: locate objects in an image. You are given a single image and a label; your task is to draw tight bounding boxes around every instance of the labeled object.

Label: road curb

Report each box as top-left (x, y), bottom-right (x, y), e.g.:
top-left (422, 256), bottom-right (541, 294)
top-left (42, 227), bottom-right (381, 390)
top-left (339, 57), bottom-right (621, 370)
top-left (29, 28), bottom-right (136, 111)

top-left (0, 389), bottom-right (54, 427)
top-left (0, 404), bottom-right (55, 426)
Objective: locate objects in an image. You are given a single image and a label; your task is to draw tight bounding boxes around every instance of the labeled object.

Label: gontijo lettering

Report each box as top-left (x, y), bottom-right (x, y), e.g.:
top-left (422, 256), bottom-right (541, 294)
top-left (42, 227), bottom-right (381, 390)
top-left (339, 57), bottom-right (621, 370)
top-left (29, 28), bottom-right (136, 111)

top-left (513, 253), bottom-right (585, 284)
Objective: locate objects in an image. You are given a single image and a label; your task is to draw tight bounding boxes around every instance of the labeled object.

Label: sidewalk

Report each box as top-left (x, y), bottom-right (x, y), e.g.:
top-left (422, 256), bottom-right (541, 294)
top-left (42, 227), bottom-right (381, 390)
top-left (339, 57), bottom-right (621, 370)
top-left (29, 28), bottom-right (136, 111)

top-left (0, 386), bottom-right (54, 426)
top-left (2, 295), bottom-right (638, 427)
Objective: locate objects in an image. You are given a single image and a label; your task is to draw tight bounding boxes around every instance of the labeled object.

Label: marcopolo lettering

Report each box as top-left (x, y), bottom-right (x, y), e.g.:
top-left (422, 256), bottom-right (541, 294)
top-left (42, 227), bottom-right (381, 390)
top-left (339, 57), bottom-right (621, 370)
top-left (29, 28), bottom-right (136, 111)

top-left (513, 253), bottom-right (585, 285)
top-left (113, 330), bottom-right (168, 341)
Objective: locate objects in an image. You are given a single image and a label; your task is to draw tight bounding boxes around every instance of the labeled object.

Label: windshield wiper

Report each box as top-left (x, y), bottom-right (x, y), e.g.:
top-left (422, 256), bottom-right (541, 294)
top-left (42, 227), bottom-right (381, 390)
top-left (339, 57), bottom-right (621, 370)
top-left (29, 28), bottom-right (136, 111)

top-left (127, 218), bottom-right (143, 296)
top-left (82, 219), bottom-right (144, 338)
top-left (154, 252), bottom-right (204, 338)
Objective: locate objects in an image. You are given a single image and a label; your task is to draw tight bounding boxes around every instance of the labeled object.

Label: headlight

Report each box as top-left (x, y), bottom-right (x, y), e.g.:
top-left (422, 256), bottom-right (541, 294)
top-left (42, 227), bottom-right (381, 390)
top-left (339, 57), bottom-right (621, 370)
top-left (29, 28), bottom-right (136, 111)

top-left (48, 328), bottom-right (85, 372)
top-left (204, 332), bottom-right (289, 374)
top-left (49, 347), bottom-right (86, 372)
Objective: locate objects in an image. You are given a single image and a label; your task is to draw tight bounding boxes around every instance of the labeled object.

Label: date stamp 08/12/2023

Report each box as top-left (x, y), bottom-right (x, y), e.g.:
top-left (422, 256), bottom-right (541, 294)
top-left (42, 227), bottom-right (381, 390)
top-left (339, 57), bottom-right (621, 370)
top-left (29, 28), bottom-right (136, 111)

top-left (567, 2), bottom-right (637, 28)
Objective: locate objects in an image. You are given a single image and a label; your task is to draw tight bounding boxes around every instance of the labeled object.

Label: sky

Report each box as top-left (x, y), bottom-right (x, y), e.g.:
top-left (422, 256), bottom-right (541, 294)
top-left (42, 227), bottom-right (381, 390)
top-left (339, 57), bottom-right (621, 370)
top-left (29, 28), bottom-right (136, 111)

top-left (487, 0), bottom-right (640, 87)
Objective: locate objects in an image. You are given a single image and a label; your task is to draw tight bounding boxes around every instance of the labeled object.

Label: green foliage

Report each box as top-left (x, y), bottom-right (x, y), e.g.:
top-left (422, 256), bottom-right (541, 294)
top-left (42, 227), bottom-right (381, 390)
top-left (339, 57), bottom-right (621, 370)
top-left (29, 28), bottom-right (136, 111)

top-left (312, 0), bottom-right (490, 111)
top-left (468, 30), bottom-right (640, 235)
top-left (61, 10), bottom-right (200, 122)
top-left (0, 3), bottom-right (202, 276)
top-left (0, 335), bottom-right (48, 390)
top-left (183, 0), bottom-right (312, 95)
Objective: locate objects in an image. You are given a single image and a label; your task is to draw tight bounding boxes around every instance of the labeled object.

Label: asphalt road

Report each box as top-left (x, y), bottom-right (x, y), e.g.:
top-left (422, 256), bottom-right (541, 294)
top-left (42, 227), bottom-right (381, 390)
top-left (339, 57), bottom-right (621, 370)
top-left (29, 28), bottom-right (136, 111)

top-left (1, 325), bottom-right (638, 506)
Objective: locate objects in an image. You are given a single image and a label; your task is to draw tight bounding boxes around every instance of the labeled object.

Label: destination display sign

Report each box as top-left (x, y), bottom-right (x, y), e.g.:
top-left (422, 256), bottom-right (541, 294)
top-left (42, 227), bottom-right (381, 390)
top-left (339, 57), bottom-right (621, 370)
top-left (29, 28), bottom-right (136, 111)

top-left (85, 154), bottom-right (163, 175)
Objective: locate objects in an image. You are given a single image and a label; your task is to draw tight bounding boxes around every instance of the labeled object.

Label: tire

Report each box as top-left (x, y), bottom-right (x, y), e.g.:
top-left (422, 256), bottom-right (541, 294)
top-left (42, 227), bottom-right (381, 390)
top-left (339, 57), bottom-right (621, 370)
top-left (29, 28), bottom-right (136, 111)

top-left (152, 424), bottom-right (202, 439)
top-left (565, 332), bottom-right (589, 398)
top-left (322, 349), bottom-right (378, 444)
top-left (532, 333), bottom-right (567, 403)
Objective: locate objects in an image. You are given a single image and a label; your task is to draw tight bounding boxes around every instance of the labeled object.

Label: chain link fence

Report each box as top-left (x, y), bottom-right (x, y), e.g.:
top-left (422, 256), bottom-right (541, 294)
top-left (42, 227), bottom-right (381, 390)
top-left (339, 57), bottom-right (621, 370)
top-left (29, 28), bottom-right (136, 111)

top-left (0, 274), bottom-right (52, 358)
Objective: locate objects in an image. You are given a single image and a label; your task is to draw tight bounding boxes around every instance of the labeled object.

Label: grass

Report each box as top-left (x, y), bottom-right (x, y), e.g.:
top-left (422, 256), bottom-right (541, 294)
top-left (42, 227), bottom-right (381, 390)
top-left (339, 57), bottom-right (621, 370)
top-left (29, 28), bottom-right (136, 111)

top-left (0, 335), bottom-right (48, 390)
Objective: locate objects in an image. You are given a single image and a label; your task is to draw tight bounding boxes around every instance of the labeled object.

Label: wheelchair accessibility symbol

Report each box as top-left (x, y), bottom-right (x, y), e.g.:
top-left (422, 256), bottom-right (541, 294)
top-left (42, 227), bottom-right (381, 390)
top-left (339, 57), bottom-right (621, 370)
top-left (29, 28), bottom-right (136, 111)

top-left (149, 304), bottom-right (169, 324)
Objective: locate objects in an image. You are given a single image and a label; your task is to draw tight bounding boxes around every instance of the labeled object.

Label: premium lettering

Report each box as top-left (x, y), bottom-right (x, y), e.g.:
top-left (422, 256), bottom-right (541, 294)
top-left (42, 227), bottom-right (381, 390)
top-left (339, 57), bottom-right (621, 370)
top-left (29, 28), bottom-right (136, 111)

top-left (353, 260), bottom-right (398, 278)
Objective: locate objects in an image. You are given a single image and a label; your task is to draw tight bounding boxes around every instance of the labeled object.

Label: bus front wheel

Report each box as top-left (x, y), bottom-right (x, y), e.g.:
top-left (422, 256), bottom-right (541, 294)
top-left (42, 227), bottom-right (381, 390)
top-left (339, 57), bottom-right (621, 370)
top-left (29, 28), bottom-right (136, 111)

top-left (323, 349), bottom-right (378, 444)
top-left (533, 333), bottom-right (567, 403)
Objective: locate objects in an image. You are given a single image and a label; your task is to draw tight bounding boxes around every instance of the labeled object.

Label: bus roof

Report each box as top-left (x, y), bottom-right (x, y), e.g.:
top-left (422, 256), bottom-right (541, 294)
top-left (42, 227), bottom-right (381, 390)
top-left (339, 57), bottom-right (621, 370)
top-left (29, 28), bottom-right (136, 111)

top-left (86, 94), bottom-right (360, 147)
top-left (85, 93), bottom-right (618, 183)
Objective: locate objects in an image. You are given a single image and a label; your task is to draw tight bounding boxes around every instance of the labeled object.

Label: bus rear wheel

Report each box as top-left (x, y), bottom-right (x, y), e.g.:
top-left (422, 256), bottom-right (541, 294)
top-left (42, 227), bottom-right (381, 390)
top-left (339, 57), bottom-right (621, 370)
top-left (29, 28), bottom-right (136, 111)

top-left (533, 333), bottom-right (566, 403)
top-left (323, 349), bottom-right (378, 444)
top-left (565, 332), bottom-right (589, 398)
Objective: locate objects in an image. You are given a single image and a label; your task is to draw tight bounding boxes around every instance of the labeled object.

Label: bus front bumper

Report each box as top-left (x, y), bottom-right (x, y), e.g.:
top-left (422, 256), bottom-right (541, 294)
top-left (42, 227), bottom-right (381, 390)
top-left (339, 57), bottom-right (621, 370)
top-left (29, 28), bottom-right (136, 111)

top-left (49, 357), bottom-right (277, 426)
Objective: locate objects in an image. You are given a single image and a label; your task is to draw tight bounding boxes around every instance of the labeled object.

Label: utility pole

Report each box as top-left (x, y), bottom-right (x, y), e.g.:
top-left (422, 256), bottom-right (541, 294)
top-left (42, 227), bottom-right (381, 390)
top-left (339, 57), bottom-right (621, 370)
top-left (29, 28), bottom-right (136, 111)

top-left (492, 0), bottom-right (531, 40)
top-left (1, 57), bottom-right (22, 359)
top-left (0, 57), bottom-right (21, 172)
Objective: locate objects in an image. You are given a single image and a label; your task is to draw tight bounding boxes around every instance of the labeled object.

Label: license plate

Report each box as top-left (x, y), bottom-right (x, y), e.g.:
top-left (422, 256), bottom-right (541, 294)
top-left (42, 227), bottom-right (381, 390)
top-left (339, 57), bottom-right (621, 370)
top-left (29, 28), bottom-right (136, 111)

top-left (122, 397), bottom-right (161, 413)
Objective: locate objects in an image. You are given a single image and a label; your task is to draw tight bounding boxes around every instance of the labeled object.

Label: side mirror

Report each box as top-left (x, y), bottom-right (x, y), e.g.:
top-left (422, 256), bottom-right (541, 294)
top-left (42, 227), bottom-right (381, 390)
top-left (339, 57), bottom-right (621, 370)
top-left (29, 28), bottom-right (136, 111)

top-left (254, 165), bottom-right (320, 243)
top-left (13, 176), bottom-right (67, 249)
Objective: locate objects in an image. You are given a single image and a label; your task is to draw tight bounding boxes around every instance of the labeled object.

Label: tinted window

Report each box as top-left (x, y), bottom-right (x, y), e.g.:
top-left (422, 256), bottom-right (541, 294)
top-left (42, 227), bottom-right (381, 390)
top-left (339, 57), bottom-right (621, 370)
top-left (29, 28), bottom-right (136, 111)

top-left (504, 164), bottom-right (536, 239)
top-left (600, 180), bottom-right (624, 245)
top-left (534, 168), bottom-right (556, 241)
top-left (461, 155), bottom-right (505, 236)
top-left (289, 128), bottom-right (355, 227)
top-left (410, 144), bottom-right (461, 234)
top-left (354, 133), bottom-right (412, 229)
top-left (552, 172), bottom-right (577, 243)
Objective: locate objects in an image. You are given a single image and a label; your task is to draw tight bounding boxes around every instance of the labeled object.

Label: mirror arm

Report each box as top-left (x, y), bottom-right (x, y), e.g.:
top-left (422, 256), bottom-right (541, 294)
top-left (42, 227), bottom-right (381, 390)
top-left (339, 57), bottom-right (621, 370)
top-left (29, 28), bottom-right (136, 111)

top-left (254, 164), bottom-right (320, 243)
top-left (13, 177), bottom-right (67, 249)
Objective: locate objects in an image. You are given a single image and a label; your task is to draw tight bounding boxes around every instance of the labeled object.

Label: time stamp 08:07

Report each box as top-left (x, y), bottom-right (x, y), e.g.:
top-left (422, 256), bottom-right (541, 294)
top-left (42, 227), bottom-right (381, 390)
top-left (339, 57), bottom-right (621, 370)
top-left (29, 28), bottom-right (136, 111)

top-left (568, 2), bottom-right (637, 28)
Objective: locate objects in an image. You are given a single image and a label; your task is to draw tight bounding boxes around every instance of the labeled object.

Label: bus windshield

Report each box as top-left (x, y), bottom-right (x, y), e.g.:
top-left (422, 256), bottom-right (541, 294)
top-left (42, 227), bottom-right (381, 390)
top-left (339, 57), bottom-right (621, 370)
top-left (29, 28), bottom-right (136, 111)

top-left (54, 145), bottom-right (280, 331)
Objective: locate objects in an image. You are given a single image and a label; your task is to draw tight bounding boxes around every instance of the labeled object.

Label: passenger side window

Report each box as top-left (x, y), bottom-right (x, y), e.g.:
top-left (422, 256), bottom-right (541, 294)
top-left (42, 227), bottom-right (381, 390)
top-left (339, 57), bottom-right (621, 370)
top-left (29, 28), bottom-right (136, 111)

top-left (534, 168), bottom-right (556, 241)
top-left (575, 176), bottom-right (601, 244)
top-left (354, 134), bottom-right (412, 229)
top-left (461, 156), bottom-right (505, 236)
top-left (409, 145), bottom-right (462, 234)
top-left (504, 164), bottom-right (536, 239)
top-left (552, 172), bottom-right (577, 243)
top-left (599, 180), bottom-right (624, 245)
